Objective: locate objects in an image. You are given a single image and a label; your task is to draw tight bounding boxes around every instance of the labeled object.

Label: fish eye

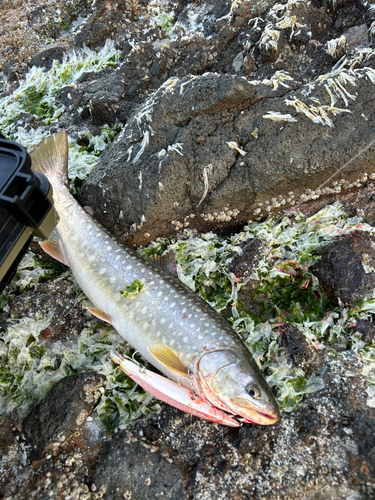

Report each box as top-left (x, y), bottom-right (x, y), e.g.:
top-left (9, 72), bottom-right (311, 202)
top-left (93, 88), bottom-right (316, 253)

top-left (246, 384), bottom-right (261, 398)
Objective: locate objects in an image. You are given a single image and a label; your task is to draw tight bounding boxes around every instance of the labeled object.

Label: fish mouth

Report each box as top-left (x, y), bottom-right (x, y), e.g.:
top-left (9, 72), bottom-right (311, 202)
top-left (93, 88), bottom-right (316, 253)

top-left (232, 404), bottom-right (280, 426)
top-left (237, 410), bottom-right (279, 425)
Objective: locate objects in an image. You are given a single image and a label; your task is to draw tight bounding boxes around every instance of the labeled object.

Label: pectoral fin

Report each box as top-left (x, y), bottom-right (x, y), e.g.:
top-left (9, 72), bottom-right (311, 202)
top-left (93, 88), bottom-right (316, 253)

top-left (87, 306), bottom-right (112, 324)
top-left (39, 231), bottom-right (67, 265)
top-left (149, 345), bottom-right (188, 376)
top-left (110, 350), bottom-right (240, 427)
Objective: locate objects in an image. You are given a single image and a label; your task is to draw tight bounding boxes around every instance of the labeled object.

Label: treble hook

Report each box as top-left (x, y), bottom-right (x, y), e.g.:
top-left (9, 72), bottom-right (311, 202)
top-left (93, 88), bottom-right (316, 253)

top-left (131, 350), bottom-right (147, 374)
top-left (177, 373), bottom-right (199, 400)
top-left (115, 350), bottom-right (147, 375)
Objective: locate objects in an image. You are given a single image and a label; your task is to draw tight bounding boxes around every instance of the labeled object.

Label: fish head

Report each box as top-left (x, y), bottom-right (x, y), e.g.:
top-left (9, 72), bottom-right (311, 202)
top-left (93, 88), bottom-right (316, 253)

top-left (196, 348), bottom-right (280, 425)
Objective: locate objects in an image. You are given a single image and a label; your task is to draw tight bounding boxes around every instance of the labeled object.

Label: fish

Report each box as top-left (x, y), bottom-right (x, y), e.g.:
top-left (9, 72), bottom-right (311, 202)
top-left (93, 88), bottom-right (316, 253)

top-left (30, 130), bottom-right (280, 427)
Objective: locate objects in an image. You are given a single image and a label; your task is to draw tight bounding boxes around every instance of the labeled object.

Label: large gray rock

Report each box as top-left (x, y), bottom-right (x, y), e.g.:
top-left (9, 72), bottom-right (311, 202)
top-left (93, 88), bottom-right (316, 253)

top-left (81, 68), bottom-right (375, 247)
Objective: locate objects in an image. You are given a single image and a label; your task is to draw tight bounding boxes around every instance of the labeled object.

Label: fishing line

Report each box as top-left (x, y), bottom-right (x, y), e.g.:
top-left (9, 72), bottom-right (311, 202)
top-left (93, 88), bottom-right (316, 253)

top-left (273, 134), bottom-right (375, 224)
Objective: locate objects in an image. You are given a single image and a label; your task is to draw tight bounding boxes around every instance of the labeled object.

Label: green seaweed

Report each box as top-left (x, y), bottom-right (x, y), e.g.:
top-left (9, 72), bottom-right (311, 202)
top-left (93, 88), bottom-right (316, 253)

top-left (120, 279), bottom-right (144, 298)
top-left (156, 12), bottom-right (175, 36)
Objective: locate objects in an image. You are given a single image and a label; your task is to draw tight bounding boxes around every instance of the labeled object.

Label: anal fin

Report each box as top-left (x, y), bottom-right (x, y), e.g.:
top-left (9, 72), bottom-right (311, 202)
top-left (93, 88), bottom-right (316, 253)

top-left (87, 306), bottom-right (112, 324)
top-left (39, 231), bottom-right (67, 265)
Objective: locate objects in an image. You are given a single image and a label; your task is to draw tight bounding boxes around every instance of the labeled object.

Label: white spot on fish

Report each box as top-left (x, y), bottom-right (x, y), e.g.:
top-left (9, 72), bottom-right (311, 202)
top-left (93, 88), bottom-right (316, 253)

top-left (168, 322), bottom-right (174, 329)
top-left (115, 249), bottom-right (121, 253)
top-left (99, 268), bottom-right (106, 275)
top-left (160, 318), bottom-right (166, 324)
top-left (156, 331), bottom-right (161, 337)
top-left (198, 335), bottom-right (203, 340)
top-left (170, 339), bottom-right (175, 346)
top-left (126, 265), bottom-right (132, 270)
top-left (181, 308), bottom-right (186, 313)
top-left (116, 255), bottom-right (121, 261)
top-left (183, 337), bottom-right (188, 343)
top-left (88, 255), bottom-right (95, 262)
top-left (157, 291), bottom-right (163, 297)
top-left (141, 306), bottom-right (148, 314)
top-left (140, 268), bottom-right (146, 273)
top-left (109, 276), bottom-right (116, 284)
top-left (143, 322), bottom-right (148, 330)
top-left (107, 246), bottom-right (111, 251)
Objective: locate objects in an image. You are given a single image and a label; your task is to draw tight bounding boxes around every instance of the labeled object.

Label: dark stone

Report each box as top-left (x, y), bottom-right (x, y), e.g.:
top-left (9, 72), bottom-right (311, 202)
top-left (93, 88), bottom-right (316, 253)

top-left (277, 323), bottom-right (310, 365)
top-left (11, 112), bottom-right (46, 134)
top-left (6, 277), bottom-right (88, 342)
top-left (312, 231), bottom-right (375, 304)
top-left (28, 46), bottom-right (66, 70)
top-left (349, 316), bottom-right (375, 343)
top-left (228, 238), bottom-right (265, 279)
top-left (92, 431), bottom-right (187, 500)
top-left (22, 372), bottom-right (106, 461)
top-left (0, 415), bottom-right (15, 453)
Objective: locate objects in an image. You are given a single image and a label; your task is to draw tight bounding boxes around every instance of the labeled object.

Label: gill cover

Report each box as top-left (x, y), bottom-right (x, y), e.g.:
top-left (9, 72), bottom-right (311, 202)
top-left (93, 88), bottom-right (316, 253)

top-left (196, 349), bottom-right (280, 425)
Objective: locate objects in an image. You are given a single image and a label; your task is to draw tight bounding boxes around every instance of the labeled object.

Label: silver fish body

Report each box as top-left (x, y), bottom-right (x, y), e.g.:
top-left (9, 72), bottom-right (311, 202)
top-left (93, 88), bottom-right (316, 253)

top-left (31, 131), bottom-right (280, 425)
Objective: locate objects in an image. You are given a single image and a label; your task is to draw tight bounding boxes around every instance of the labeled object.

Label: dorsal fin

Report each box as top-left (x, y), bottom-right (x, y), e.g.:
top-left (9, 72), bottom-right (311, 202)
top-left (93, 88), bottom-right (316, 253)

top-left (149, 345), bottom-right (188, 376)
top-left (149, 250), bottom-right (177, 276)
top-left (39, 230), bottom-right (67, 265)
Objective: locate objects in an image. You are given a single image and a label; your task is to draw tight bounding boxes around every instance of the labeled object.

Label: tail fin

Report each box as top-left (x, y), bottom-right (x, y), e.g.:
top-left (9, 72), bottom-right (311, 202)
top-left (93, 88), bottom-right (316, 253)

top-left (30, 130), bottom-right (69, 185)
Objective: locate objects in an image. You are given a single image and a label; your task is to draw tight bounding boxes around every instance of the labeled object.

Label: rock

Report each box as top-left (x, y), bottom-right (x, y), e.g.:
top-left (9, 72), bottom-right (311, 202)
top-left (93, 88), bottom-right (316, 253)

top-left (28, 46), bottom-right (66, 70)
top-left (0, 0), bottom-right (88, 80)
top-left (22, 372), bottom-right (105, 461)
top-left (0, 415), bottom-right (15, 453)
top-left (349, 316), bottom-right (375, 343)
top-left (80, 65), bottom-right (375, 247)
top-left (6, 278), bottom-right (88, 341)
top-left (312, 231), bottom-right (375, 305)
top-left (228, 238), bottom-right (265, 279)
top-left (92, 432), bottom-right (186, 500)
top-left (277, 323), bottom-right (310, 365)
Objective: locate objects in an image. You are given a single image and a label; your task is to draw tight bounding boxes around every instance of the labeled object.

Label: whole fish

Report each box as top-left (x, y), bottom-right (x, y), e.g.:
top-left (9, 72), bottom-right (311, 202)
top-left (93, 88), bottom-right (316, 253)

top-left (31, 130), bottom-right (280, 427)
